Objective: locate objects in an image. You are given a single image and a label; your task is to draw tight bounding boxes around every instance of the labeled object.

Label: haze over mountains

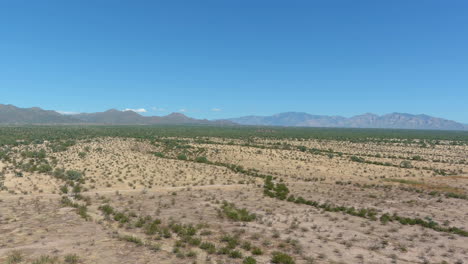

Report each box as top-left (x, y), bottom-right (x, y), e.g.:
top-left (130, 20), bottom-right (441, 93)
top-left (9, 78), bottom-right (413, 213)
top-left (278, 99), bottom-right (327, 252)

top-left (227, 112), bottom-right (468, 131)
top-left (0, 104), bottom-right (466, 130)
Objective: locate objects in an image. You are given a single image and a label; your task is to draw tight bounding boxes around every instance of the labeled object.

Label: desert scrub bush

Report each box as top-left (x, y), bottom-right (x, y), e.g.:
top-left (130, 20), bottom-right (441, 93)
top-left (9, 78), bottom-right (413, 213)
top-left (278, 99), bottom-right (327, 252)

top-left (66, 170), bottom-right (83, 181)
top-left (153, 152), bottom-right (165, 158)
top-left (98, 204), bottom-right (114, 216)
top-left (244, 256), bottom-right (257, 264)
top-left (64, 254), bottom-right (79, 264)
top-left (177, 154), bottom-right (188, 160)
top-left (263, 176), bottom-right (289, 200)
top-left (113, 212), bottom-right (130, 223)
top-left (144, 219), bottom-right (162, 235)
top-left (186, 250), bottom-right (197, 258)
top-left (271, 252), bottom-right (295, 264)
top-left (31, 255), bottom-right (59, 264)
top-left (400, 160), bottom-right (413, 168)
top-left (77, 205), bottom-right (91, 220)
top-left (60, 185), bottom-right (68, 194)
top-left (37, 163), bottom-right (52, 173)
top-left (221, 201), bottom-right (256, 222)
top-left (200, 242), bottom-right (216, 254)
top-left (168, 221), bottom-right (197, 236)
top-left (217, 247), bottom-right (231, 255)
top-left (229, 250), bottom-right (243, 258)
top-left (119, 234), bottom-right (143, 246)
top-left (195, 156), bottom-right (209, 163)
top-left (379, 213), bottom-right (468, 236)
top-left (445, 192), bottom-right (468, 200)
top-left (221, 234), bottom-right (240, 249)
top-left (21, 149), bottom-right (46, 159)
top-left (241, 241), bottom-right (252, 250)
top-left (251, 247), bottom-right (263, 255)
top-left (350, 155), bottom-right (365, 163)
top-left (6, 251), bottom-right (23, 264)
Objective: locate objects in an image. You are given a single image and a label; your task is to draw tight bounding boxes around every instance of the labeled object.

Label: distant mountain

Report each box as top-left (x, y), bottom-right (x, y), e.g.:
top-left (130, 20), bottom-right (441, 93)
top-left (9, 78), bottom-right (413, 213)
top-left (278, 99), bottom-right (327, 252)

top-left (73, 109), bottom-right (147, 124)
top-left (0, 104), bottom-right (79, 124)
top-left (228, 112), bottom-right (468, 130)
top-left (1, 104), bottom-right (466, 130)
top-left (0, 104), bottom-right (231, 125)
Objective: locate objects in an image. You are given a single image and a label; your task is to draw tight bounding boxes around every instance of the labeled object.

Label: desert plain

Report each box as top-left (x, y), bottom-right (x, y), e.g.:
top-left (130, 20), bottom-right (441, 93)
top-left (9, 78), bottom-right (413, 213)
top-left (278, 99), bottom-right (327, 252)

top-left (0, 126), bottom-right (467, 264)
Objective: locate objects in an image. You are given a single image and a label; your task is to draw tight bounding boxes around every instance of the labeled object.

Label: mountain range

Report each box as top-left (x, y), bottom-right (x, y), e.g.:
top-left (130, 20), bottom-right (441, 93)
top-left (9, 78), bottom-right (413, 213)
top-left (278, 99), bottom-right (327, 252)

top-left (227, 112), bottom-right (468, 130)
top-left (0, 104), bottom-right (230, 125)
top-left (0, 104), bottom-right (466, 130)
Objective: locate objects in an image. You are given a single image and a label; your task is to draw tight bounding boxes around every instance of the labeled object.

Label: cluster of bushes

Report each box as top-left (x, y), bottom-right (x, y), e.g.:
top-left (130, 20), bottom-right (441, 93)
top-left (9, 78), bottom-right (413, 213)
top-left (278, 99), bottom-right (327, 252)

top-left (0, 171), bottom-right (5, 191)
top-left (445, 192), bottom-right (468, 200)
top-left (14, 149), bottom-right (53, 173)
top-left (98, 204), bottom-right (134, 225)
top-left (264, 177), bottom-right (377, 220)
top-left (217, 234), bottom-right (263, 261)
top-left (61, 196), bottom-right (90, 220)
top-left (21, 149), bottom-right (46, 159)
top-left (155, 147), bottom-right (267, 180)
top-left (153, 152), bottom-right (165, 158)
top-left (263, 176), bottom-right (289, 200)
top-left (379, 213), bottom-right (468, 236)
top-left (118, 234), bottom-right (144, 246)
top-left (48, 140), bottom-right (76, 152)
top-left (5, 251), bottom-right (80, 264)
top-left (348, 154), bottom-right (455, 176)
top-left (53, 168), bottom-right (84, 183)
top-left (263, 178), bottom-right (468, 237)
top-left (0, 149), bottom-right (9, 161)
top-left (97, 204), bottom-right (262, 262)
top-left (221, 201), bottom-right (256, 222)
top-left (350, 155), bottom-right (395, 167)
top-left (271, 252), bottom-right (295, 264)
top-left (17, 161), bottom-right (53, 174)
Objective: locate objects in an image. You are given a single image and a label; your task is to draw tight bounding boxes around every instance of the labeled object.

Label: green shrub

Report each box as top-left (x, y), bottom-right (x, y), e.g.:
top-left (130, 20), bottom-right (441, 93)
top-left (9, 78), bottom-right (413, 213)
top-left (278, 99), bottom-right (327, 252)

top-left (229, 250), bottom-right (243, 258)
top-left (251, 247), bottom-right (263, 255)
top-left (271, 252), bottom-right (295, 264)
top-left (243, 256), bottom-right (257, 264)
top-left (221, 201), bottom-right (256, 222)
top-left (64, 254), bottom-right (79, 264)
top-left (6, 251), bottom-right (23, 264)
top-left (177, 154), bottom-right (187, 160)
top-left (200, 242), bottom-right (216, 254)
top-left (119, 235), bottom-right (143, 246)
top-left (350, 155), bottom-right (365, 163)
top-left (400, 161), bottom-right (413, 168)
top-left (37, 164), bottom-right (52, 173)
top-left (66, 170), bottom-right (83, 181)
top-left (31, 255), bottom-right (59, 264)
top-left (195, 156), bottom-right (209, 163)
top-left (99, 204), bottom-right (114, 216)
top-left (154, 152), bottom-right (165, 158)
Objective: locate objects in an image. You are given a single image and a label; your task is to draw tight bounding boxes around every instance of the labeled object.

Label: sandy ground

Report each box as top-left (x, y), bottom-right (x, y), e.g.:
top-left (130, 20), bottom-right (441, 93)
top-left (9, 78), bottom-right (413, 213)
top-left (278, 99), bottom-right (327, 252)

top-left (0, 137), bottom-right (467, 263)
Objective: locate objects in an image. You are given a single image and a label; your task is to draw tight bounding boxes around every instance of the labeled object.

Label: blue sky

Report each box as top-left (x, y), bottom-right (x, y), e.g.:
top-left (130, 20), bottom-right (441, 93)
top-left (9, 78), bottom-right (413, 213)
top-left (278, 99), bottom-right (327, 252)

top-left (1, 1), bottom-right (467, 122)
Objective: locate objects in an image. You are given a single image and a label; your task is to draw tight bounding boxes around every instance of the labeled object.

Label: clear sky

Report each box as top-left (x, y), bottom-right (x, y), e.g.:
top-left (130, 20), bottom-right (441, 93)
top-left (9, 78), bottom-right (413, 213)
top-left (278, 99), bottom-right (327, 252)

top-left (1, 1), bottom-right (467, 122)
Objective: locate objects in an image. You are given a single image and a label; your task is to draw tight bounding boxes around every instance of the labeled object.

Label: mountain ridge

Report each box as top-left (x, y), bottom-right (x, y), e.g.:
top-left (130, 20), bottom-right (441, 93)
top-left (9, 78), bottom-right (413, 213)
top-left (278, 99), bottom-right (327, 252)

top-left (0, 104), bottom-right (231, 125)
top-left (0, 104), bottom-right (466, 130)
top-left (227, 112), bottom-right (468, 130)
